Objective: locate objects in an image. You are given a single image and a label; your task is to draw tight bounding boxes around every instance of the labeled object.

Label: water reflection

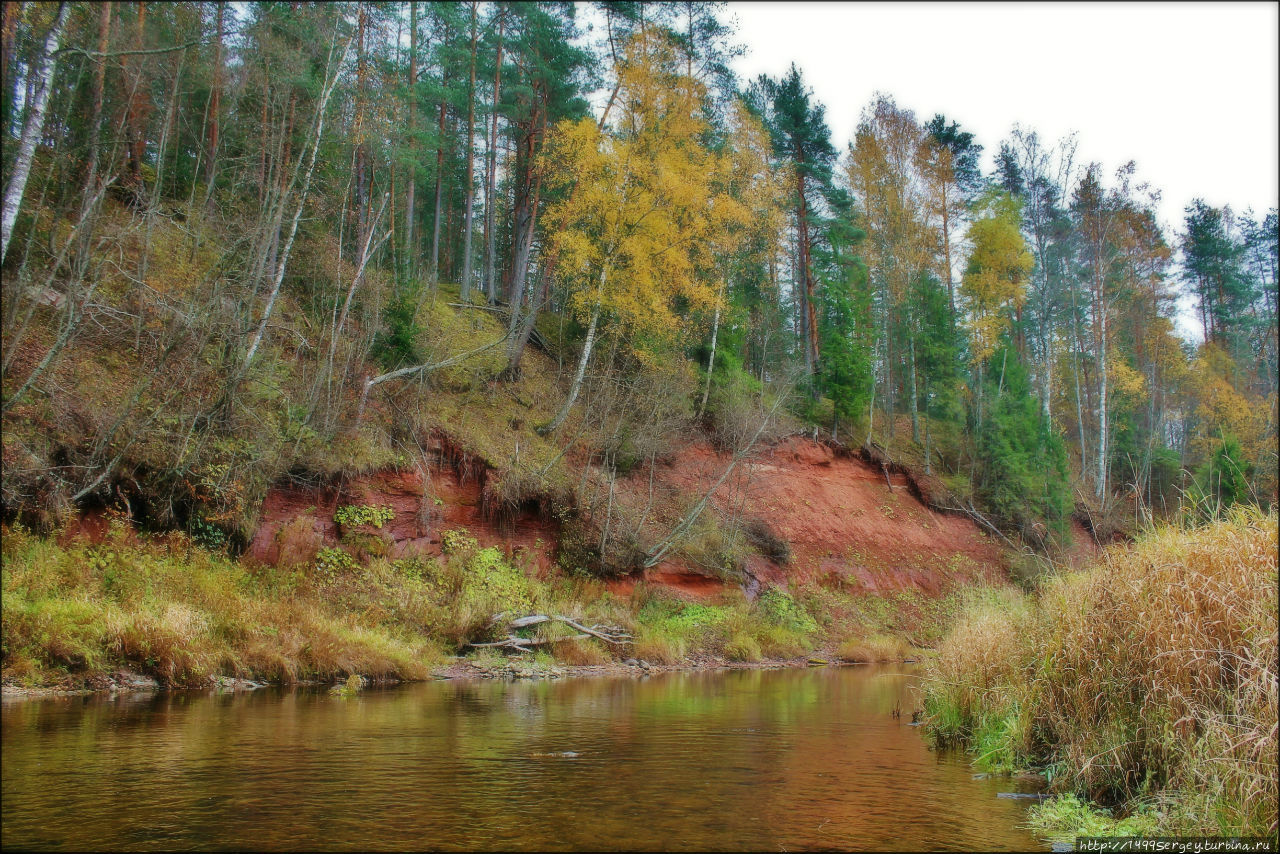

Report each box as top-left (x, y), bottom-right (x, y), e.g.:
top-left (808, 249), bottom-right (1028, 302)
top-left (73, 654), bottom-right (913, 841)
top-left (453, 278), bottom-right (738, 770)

top-left (3, 667), bottom-right (1047, 851)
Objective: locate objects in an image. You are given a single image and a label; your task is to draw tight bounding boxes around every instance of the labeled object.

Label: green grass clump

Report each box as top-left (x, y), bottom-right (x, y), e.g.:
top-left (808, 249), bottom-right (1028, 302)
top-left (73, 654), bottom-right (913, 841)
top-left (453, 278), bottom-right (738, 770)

top-left (756, 589), bottom-right (818, 635)
top-left (922, 508), bottom-right (1278, 839)
top-left (1027, 794), bottom-right (1160, 844)
top-left (628, 586), bottom-right (817, 663)
top-left (1, 524), bottom-right (444, 688)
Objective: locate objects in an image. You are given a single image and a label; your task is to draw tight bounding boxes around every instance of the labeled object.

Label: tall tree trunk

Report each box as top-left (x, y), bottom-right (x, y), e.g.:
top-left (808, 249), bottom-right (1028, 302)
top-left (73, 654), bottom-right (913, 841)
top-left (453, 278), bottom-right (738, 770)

top-left (483, 10), bottom-right (504, 302)
top-left (504, 57), bottom-right (628, 374)
top-left (354, 3), bottom-right (369, 250)
top-left (404, 1), bottom-right (417, 277)
top-left (866, 334), bottom-right (879, 445)
top-left (1071, 291), bottom-right (1089, 483)
top-left (204, 2), bottom-right (223, 214)
top-left (909, 334), bottom-right (919, 443)
top-left (883, 283), bottom-right (894, 439)
top-left (1, 1), bottom-right (19, 139)
top-left (1041, 323), bottom-right (1053, 420)
top-left (80, 2), bottom-right (112, 202)
top-left (506, 116), bottom-right (538, 305)
top-left (940, 183), bottom-right (955, 319)
top-left (1, 1), bottom-right (68, 264)
top-left (125, 2), bottom-right (149, 198)
top-left (697, 280), bottom-right (725, 421)
top-left (795, 167), bottom-right (819, 389)
top-left (543, 301), bottom-right (601, 435)
top-left (500, 111), bottom-right (547, 377)
top-left (243, 35), bottom-right (352, 372)
top-left (430, 76), bottom-right (447, 286)
top-left (459, 1), bottom-right (478, 301)
top-left (1095, 280), bottom-right (1108, 504)
top-left (794, 220), bottom-right (811, 379)
top-left (923, 386), bottom-right (933, 476)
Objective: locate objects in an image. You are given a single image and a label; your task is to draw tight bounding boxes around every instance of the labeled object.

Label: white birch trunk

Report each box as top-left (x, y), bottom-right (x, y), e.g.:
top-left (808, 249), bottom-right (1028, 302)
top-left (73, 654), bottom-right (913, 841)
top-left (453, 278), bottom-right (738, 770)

top-left (1095, 294), bottom-right (1108, 503)
top-left (542, 301), bottom-right (601, 435)
top-left (243, 35), bottom-right (352, 371)
top-left (697, 281), bottom-right (725, 420)
top-left (1, 2), bottom-right (69, 263)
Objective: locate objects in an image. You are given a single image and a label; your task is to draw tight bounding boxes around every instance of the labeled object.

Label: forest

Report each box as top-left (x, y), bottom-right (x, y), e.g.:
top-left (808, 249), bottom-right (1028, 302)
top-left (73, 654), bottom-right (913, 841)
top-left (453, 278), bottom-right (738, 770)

top-left (1, 1), bottom-right (1275, 551)
top-left (2, 1), bottom-right (1278, 845)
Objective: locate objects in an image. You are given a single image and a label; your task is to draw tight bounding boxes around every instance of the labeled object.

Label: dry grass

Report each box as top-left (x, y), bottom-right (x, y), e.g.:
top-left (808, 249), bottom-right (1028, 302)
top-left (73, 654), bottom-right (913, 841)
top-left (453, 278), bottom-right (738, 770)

top-left (552, 638), bottom-right (613, 666)
top-left (923, 508), bottom-right (1278, 837)
top-left (631, 626), bottom-right (689, 664)
top-left (836, 633), bottom-right (913, 663)
top-left (1, 523), bottom-right (443, 687)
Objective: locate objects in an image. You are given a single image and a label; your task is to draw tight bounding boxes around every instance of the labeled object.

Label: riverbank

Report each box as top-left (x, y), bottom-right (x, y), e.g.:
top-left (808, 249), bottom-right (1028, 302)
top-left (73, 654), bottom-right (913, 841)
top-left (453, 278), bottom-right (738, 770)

top-left (1, 651), bottom-right (898, 701)
top-left (2, 522), bottom-right (948, 698)
top-left (921, 508), bottom-right (1278, 840)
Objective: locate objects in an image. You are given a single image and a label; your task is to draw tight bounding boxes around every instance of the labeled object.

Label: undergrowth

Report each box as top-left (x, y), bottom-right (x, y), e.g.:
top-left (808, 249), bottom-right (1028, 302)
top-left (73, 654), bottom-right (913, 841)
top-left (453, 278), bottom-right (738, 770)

top-left (2, 511), bottom-right (958, 690)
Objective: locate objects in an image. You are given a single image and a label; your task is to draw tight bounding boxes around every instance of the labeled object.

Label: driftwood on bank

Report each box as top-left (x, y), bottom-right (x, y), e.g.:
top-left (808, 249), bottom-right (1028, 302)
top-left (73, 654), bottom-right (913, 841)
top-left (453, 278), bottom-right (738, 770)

top-left (465, 613), bottom-right (634, 652)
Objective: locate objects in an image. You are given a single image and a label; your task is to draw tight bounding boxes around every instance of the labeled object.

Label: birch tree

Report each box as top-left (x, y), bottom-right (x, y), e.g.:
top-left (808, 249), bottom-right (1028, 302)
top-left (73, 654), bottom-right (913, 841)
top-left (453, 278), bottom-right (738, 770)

top-left (1, 1), bottom-right (68, 263)
top-left (242, 29), bottom-right (353, 372)
top-left (540, 29), bottom-right (720, 435)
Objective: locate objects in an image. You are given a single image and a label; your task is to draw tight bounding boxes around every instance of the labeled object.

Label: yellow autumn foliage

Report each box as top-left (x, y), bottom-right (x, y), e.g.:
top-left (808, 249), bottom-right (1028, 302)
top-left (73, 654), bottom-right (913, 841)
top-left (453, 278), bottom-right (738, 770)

top-left (961, 192), bottom-right (1033, 364)
top-left (541, 28), bottom-right (728, 345)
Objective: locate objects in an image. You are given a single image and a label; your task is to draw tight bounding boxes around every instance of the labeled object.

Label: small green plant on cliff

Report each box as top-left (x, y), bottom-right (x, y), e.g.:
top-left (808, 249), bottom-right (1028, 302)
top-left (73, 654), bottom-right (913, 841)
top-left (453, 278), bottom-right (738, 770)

top-left (391, 556), bottom-right (428, 582)
top-left (334, 504), bottom-right (395, 529)
top-left (190, 517), bottom-right (228, 552)
top-left (756, 589), bottom-right (818, 635)
top-left (314, 547), bottom-right (356, 584)
top-left (441, 528), bottom-right (479, 555)
top-left (460, 547), bottom-right (533, 615)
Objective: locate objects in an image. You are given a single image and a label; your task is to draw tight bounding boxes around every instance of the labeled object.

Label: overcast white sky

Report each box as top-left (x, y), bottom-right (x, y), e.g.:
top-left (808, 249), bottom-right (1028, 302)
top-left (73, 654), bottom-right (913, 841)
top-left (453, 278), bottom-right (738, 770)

top-left (726, 1), bottom-right (1279, 234)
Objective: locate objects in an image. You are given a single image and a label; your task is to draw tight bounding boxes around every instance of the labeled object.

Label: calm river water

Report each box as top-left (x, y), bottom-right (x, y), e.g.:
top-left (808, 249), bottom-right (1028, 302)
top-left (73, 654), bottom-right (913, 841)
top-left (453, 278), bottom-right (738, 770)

top-left (3, 666), bottom-right (1048, 851)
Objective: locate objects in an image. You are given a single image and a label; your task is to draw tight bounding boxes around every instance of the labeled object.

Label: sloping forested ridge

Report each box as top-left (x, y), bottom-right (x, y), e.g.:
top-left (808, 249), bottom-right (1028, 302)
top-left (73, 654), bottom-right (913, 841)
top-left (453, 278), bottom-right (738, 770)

top-left (1, 1), bottom-right (1276, 553)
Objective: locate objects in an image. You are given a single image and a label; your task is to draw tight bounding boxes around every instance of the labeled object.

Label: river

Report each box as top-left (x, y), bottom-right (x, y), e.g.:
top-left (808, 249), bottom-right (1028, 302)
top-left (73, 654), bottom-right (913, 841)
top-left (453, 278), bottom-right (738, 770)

top-left (2, 665), bottom-right (1047, 851)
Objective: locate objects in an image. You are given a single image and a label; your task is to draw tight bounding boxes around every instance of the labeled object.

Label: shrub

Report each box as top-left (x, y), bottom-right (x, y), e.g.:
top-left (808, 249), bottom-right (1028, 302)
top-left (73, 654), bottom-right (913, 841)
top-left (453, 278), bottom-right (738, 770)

top-left (756, 589), bottom-right (818, 636)
top-left (632, 625), bottom-right (688, 664)
top-left (334, 504), bottom-right (395, 529)
top-left (459, 547), bottom-right (533, 616)
top-left (553, 638), bottom-right (612, 666)
top-left (724, 631), bottom-right (762, 662)
top-left (314, 547), bottom-right (356, 584)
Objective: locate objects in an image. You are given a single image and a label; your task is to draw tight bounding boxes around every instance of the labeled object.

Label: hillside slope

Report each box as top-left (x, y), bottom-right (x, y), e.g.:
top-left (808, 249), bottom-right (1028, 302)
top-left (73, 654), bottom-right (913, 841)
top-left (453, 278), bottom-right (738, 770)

top-left (241, 430), bottom-right (1008, 604)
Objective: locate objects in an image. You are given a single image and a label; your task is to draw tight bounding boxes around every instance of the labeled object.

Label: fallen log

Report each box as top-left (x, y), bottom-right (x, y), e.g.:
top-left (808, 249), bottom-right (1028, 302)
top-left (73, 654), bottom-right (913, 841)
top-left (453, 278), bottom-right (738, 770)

top-left (472, 614), bottom-right (633, 650)
top-left (553, 615), bottom-right (633, 646)
top-left (467, 633), bottom-right (590, 650)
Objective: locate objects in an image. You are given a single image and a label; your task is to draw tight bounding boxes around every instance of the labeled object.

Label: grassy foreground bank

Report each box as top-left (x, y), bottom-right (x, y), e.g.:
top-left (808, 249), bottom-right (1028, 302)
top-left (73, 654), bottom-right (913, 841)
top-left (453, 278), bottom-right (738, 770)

top-left (923, 509), bottom-right (1278, 839)
top-left (1, 518), bottom-right (963, 691)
